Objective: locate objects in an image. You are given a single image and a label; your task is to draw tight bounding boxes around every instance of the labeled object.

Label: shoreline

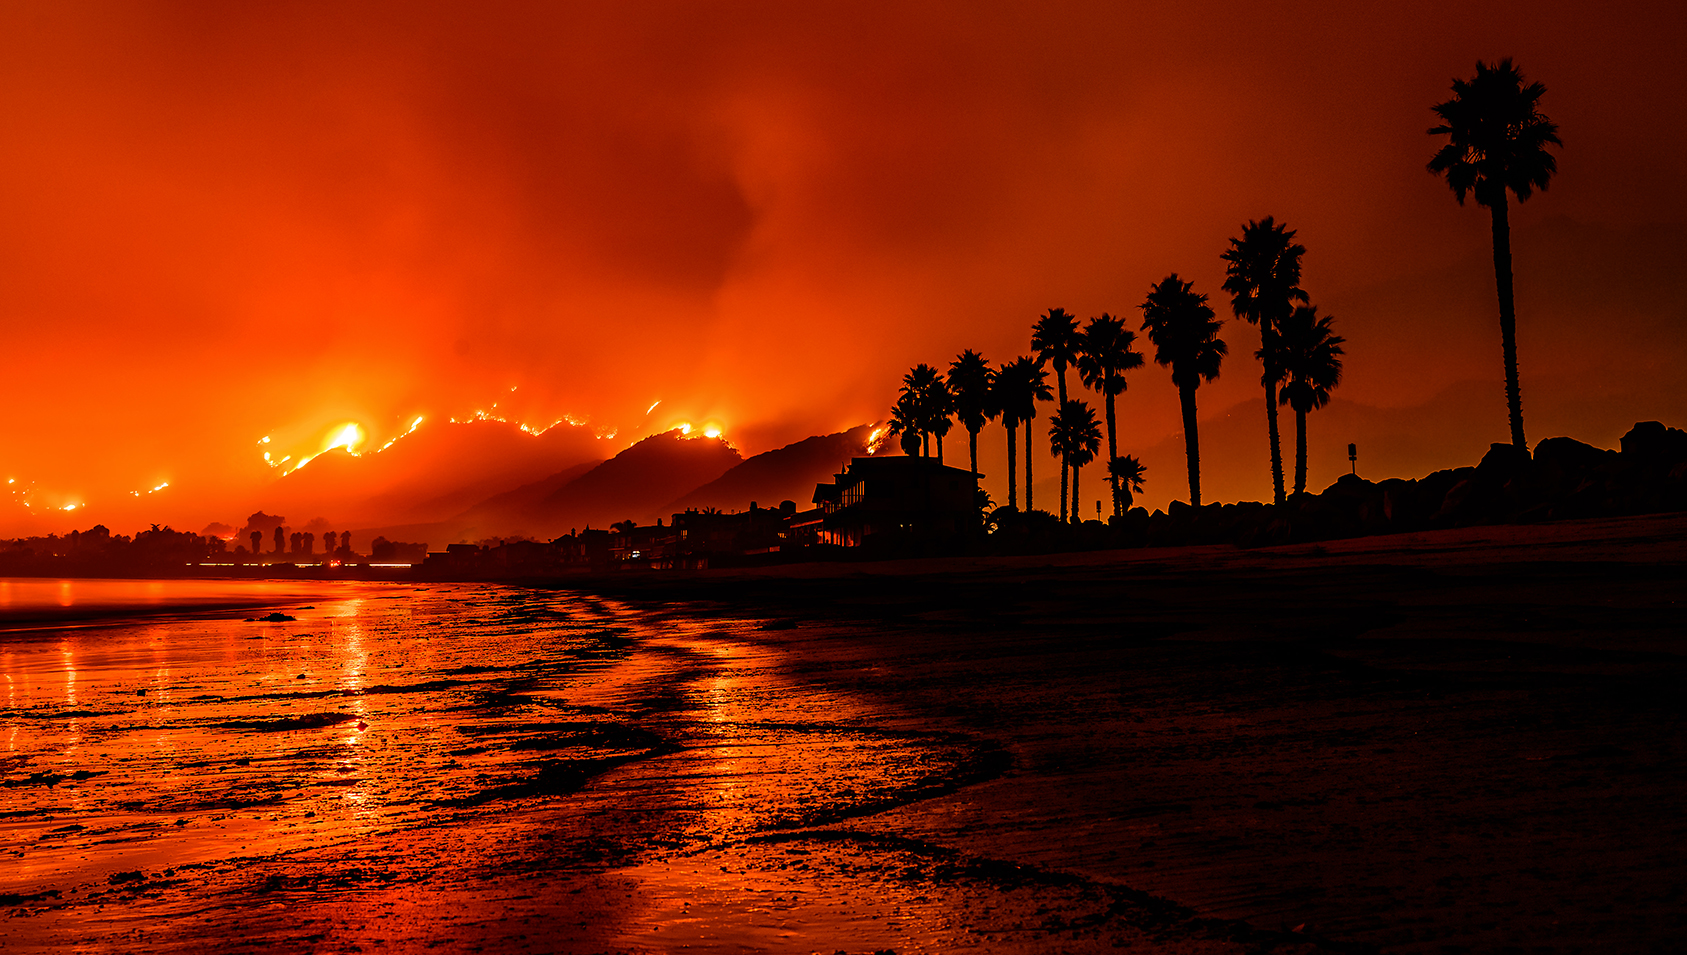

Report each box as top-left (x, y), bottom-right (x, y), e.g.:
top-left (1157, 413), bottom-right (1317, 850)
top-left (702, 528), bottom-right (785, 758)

top-left (3, 511), bottom-right (1682, 951)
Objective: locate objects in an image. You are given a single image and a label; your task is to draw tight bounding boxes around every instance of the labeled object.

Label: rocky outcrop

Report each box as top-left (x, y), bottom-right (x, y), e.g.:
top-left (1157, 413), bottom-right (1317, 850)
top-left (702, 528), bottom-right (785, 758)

top-left (988, 421), bottom-right (1687, 554)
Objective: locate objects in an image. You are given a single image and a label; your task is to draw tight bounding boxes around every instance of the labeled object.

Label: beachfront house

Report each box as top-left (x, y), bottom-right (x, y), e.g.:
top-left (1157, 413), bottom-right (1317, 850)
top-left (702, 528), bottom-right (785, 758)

top-left (793, 456), bottom-right (979, 549)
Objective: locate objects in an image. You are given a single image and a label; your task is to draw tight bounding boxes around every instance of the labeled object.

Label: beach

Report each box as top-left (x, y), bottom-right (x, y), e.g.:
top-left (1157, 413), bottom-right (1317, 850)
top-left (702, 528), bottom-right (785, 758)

top-left (4, 513), bottom-right (1684, 952)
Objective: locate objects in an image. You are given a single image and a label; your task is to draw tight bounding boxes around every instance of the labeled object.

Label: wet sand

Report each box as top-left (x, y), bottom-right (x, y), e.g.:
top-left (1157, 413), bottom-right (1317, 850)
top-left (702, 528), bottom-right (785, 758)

top-left (4, 514), bottom-right (1684, 952)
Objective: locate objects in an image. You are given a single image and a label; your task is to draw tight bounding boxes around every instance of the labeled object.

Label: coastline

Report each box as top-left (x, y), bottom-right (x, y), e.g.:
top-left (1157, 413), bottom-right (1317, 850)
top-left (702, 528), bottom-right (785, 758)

top-left (5, 513), bottom-right (1683, 951)
top-left (548, 510), bottom-right (1687, 951)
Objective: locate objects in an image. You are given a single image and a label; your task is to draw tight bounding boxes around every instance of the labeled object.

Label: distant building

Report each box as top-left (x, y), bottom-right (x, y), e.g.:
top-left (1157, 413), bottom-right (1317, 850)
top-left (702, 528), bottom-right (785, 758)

top-left (792, 456), bottom-right (979, 548)
top-left (608, 503), bottom-right (793, 570)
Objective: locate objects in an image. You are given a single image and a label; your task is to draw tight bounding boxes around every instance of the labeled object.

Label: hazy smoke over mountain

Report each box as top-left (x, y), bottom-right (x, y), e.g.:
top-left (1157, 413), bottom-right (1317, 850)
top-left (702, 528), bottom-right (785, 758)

top-left (3, 1), bottom-right (1684, 534)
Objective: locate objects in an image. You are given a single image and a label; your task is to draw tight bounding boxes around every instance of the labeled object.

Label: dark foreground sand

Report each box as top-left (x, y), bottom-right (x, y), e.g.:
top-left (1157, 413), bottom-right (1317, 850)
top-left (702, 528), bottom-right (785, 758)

top-left (555, 514), bottom-right (1687, 953)
top-left (8, 514), bottom-right (1684, 954)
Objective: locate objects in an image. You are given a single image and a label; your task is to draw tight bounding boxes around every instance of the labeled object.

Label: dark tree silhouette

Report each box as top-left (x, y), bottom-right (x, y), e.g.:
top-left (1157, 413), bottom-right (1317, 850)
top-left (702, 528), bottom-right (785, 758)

top-left (922, 375), bottom-right (955, 465)
top-left (323, 531), bottom-right (337, 554)
top-left (997, 355), bottom-right (1052, 512)
top-left (1076, 314), bottom-right (1144, 517)
top-left (1429, 58), bottom-right (1560, 451)
top-left (1048, 399), bottom-right (1102, 524)
top-left (894, 364), bottom-right (954, 461)
top-left (1275, 305), bottom-right (1346, 495)
top-left (897, 426), bottom-right (922, 457)
top-left (948, 350), bottom-right (996, 478)
top-left (273, 526), bottom-right (286, 555)
top-left (1032, 308), bottom-right (1081, 501)
top-left (249, 530), bottom-right (263, 560)
top-left (995, 364), bottom-right (1020, 510)
top-left (1140, 273), bottom-right (1227, 507)
top-left (1109, 455), bottom-right (1147, 511)
top-left (887, 390), bottom-right (923, 457)
top-left (1221, 217), bottom-right (1307, 505)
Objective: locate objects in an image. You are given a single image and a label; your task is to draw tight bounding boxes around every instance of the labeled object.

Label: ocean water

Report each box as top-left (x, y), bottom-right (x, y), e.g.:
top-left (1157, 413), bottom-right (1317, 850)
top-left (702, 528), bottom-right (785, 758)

top-left (1, 579), bottom-right (1016, 952)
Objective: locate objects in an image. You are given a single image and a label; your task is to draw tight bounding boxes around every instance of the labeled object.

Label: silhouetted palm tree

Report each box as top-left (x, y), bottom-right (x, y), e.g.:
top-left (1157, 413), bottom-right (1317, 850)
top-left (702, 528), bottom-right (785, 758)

top-left (895, 364), bottom-right (953, 459)
top-left (1140, 273), bottom-right (1226, 507)
top-left (903, 364), bottom-right (938, 457)
top-left (1221, 217), bottom-right (1307, 505)
top-left (997, 356), bottom-right (1052, 512)
top-left (1032, 308), bottom-right (1081, 500)
top-left (925, 382), bottom-right (955, 466)
top-left (1276, 305), bottom-right (1345, 495)
top-left (948, 350), bottom-right (996, 476)
top-left (1076, 314), bottom-right (1144, 517)
top-left (1049, 399), bottom-right (1101, 524)
top-left (1429, 58), bottom-right (1560, 451)
top-left (1109, 455), bottom-right (1146, 511)
top-left (995, 366), bottom-right (1021, 509)
top-left (887, 390), bottom-right (922, 456)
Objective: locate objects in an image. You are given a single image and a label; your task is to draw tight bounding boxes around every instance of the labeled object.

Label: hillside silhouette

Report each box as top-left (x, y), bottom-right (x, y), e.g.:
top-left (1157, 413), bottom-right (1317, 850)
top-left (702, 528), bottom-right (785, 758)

top-left (664, 425), bottom-right (877, 514)
top-left (522, 429), bottom-right (741, 535)
top-left (260, 419), bottom-right (607, 528)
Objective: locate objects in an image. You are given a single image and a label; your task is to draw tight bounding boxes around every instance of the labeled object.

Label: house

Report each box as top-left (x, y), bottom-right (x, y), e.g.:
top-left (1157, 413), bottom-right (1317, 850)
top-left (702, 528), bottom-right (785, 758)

top-left (795, 456), bottom-right (980, 548)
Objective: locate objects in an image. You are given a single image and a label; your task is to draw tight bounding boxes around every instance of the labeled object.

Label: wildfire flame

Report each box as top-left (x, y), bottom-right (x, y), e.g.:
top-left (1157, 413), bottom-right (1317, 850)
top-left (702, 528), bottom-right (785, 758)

top-left (280, 422), bottom-right (366, 475)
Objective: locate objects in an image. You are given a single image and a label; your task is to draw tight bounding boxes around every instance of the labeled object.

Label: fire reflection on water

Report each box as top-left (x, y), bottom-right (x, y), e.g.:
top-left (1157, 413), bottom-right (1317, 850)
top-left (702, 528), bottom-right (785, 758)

top-left (4, 581), bottom-right (1004, 952)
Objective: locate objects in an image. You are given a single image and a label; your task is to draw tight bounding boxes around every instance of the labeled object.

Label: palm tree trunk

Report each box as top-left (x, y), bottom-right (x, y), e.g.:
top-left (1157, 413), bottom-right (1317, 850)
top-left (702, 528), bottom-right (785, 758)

top-left (1104, 388), bottom-right (1120, 517)
top-left (969, 428), bottom-right (979, 476)
top-left (1006, 422), bottom-right (1018, 510)
top-left (1072, 462), bottom-right (1080, 525)
top-left (1262, 325), bottom-right (1285, 505)
top-left (1179, 382), bottom-right (1201, 507)
top-left (1056, 367), bottom-right (1068, 512)
top-left (1025, 422), bottom-right (1034, 513)
top-left (1490, 194), bottom-right (1527, 450)
top-left (936, 432), bottom-right (944, 465)
top-left (1059, 445), bottom-right (1069, 524)
top-left (1295, 406), bottom-right (1308, 495)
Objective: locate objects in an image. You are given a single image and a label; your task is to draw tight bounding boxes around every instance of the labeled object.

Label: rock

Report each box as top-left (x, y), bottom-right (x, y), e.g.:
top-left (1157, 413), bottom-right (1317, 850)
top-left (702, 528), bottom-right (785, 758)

top-left (1476, 442), bottom-right (1532, 482)
top-left (1620, 421), bottom-right (1687, 463)
top-left (1534, 436), bottom-right (1612, 474)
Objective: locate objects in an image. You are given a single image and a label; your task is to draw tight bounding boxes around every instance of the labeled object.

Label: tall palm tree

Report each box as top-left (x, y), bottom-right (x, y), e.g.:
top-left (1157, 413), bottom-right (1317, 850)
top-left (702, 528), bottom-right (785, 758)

top-left (1048, 399), bottom-right (1102, 524)
top-left (1075, 314), bottom-right (1144, 517)
top-left (1276, 305), bottom-right (1345, 495)
top-left (926, 387), bottom-right (955, 465)
top-left (898, 364), bottom-right (952, 459)
top-left (1109, 455), bottom-right (1146, 511)
top-left (1140, 273), bottom-right (1227, 507)
top-left (1221, 217), bottom-right (1307, 505)
top-left (995, 364), bottom-right (1021, 509)
top-left (997, 356), bottom-right (1052, 512)
top-left (1429, 58), bottom-right (1560, 451)
top-left (947, 350), bottom-right (996, 477)
top-left (1032, 308), bottom-right (1081, 502)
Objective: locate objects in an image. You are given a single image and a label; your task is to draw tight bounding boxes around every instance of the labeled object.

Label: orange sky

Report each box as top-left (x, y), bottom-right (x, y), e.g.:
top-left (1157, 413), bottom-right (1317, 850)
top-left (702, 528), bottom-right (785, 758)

top-left (4, 1), bottom-right (1686, 534)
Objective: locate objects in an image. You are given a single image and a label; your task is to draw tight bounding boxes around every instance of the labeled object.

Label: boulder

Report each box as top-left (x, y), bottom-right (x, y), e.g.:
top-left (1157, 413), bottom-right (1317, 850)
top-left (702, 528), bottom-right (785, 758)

top-left (1476, 442), bottom-right (1532, 482)
top-left (1620, 421), bottom-right (1687, 464)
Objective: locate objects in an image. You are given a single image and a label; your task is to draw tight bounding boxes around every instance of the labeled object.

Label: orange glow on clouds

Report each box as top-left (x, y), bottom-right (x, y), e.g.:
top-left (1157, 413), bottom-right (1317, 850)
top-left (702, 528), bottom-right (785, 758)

top-left (1, 2), bottom-right (1685, 535)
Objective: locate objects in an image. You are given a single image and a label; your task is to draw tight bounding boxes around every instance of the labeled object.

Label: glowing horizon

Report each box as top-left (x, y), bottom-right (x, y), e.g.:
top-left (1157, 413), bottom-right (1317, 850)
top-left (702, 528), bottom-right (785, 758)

top-left (2, 3), bottom-right (1685, 537)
